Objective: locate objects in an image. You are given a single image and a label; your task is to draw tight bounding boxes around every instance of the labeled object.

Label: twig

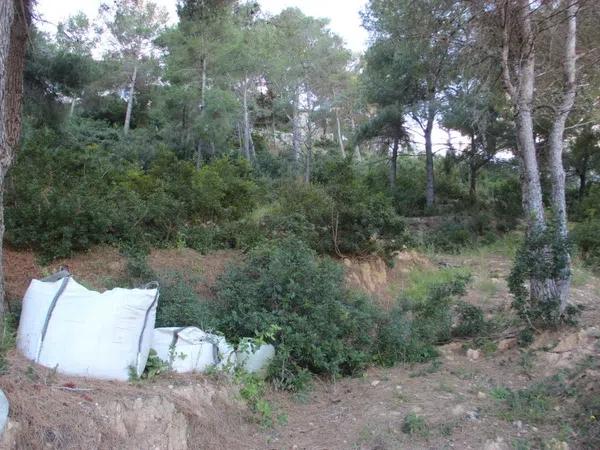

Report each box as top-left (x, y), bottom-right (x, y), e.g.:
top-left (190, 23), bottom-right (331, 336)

top-left (55, 386), bottom-right (94, 392)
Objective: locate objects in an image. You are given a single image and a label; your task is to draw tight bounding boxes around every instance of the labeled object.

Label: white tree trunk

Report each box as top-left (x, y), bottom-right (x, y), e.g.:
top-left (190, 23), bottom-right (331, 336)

top-left (424, 106), bottom-right (435, 209)
top-left (335, 109), bottom-right (346, 158)
top-left (350, 117), bottom-right (362, 162)
top-left (547, 0), bottom-right (578, 312)
top-left (124, 65), bottom-right (137, 135)
top-left (501, 0), bottom-right (559, 305)
top-left (292, 89), bottom-right (301, 166)
top-left (242, 81), bottom-right (252, 160)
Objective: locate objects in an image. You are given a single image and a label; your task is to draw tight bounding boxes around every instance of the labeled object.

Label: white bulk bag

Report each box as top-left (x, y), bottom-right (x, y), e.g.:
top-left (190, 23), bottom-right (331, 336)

top-left (17, 277), bottom-right (158, 381)
top-left (152, 327), bottom-right (217, 373)
top-left (212, 334), bottom-right (237, 369)
top-left (236, 343), bottom-right (275, 376)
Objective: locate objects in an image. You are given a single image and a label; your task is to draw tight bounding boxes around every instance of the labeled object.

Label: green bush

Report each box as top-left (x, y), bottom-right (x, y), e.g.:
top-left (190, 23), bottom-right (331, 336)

top-left (375, 272), bottom-right (471, 366)
top-left (452, 302), bottom-right (486, 337)
top-left (212, 238), bottom-right (379, 390)
top-left (312, 156), bottom-right (408, 257)
top-left (155, 272), bottom-right (217, 330)
top-left (5, 126), bottom-right (263, 260)
top-left (427, 220), bottom-right (472, 253)
top-left (572, 219), bottom-right (600, 269)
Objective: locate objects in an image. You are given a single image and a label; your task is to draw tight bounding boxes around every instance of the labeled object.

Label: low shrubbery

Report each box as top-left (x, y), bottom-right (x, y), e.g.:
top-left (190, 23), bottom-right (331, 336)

top-left (208, 239), bottom-right (472, 389)
top-left (211, 238), bottom-right (379, 390)
top-left (572, 218), bottom-right (600, 270)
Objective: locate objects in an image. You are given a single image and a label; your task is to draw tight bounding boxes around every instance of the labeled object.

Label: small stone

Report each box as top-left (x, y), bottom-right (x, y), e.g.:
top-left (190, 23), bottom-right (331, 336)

top-left (467, 349), bottom-right (481, 360)
top-left (545, 439), bottom-right (569, 450)
top-left (484, 437), bottom-right (509, 450)
top-left (585, 327), bottom-right (600, 338)
top-left (452, 404), bottom-right (466, 416)
top-left (477, 391), bottom-right (487, 399)
top-left (168, 385), bottom-right (173, 389)
top-left (466, 410), bottom-right (480, 421)
top-left (371, 380), bottom-right (381, 387)
top-left (532, 427), bottom-right (539, 432)
top-left (513, 420), bottom-right (523, 430)
top-left (396, 385), bottom-right (402, 390)
top-left (498, 338), bottom-right (517, 351)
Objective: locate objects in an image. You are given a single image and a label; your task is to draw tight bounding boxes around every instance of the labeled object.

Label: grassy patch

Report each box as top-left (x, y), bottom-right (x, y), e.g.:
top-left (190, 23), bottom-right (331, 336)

top-left (571, 265), bottom-right (594, 288)
top-left (403, 267), bottom-right (471, 303)
top-left (475, 278), bottom-right (500, 300)
top-left (401, 413), bottom-right (429, 437)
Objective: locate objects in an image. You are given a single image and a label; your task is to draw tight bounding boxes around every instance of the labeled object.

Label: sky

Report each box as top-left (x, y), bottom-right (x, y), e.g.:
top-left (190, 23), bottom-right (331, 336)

top-left (35, 0), bottom-right (369, 53)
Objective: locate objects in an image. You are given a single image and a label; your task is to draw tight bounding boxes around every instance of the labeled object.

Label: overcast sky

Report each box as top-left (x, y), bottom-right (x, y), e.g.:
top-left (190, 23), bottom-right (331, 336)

top-left (35, 0), bottom-right (369, 53)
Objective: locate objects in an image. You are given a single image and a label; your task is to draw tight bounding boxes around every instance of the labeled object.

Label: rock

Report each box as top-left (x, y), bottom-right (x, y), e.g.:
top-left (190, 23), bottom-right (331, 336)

top-left (371, 380), bottom-right (380, 387)
top-left (467, 349), bottom-right (481, 360)
top-left (0, 389), bottom-right (8, 436)
top-left (466, 410), bottom-right (480, 421)
top-left (584, 327), bottom-right (600, 339)
top-left (0, 421), bottom-right (20, 449)
top-left (545, 439), bottom-right (569, 450)
top-left (554, 332), bottom-right (581, 353)
top-left (441, 342), bottom-right (463, 353)
top-left (484, 437), bottom-right (509, 450)
top-left (498, 338), bottom-right (517, 352)
top-left (513, 420), bottom-right (523, 430)
top-left (477, 391), bottom-right (487, 399)
top-left (451, 404), bottom-right (466, 417)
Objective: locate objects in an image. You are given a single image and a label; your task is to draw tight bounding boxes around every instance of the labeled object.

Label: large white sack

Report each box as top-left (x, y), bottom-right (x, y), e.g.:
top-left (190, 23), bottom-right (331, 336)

top-left (17, 277), bottom-right (158, 381)
top-left (211, 334), bottom-right (237, 369)
top-left (236, 344), bottom-right (275, 376)
top-left (152, 327), bottom-right (217, 373)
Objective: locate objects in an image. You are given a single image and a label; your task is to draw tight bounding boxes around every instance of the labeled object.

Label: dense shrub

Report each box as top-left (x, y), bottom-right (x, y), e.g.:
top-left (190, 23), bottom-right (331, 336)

top-left (212, 238), bottom-right (379, 390)
top-left (452, 302), bottom-right (486, 337)
top-left (375, 272), bottom-right (471, 366)
top-left (426, 220), bottom-right (472, 253)
top-left (312, 156), bottom-right (408, 257)
top-left (155, 272), bottom-right (217, 330)
top-left (572, 218), bottom-right (600, 269)
top-left (5, 125), bottom-right (262, 260)
top-left (211, 238), bottom-right (472, 387)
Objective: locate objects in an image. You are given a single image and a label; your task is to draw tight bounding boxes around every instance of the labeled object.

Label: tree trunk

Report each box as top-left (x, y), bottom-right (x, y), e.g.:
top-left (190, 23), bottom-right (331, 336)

top-left (124, 65), bottom-right (137, 135)
top-left (547, 0), bottom-right (578, 312)
top-left (579, 171), bottom-right (587, 200)
top-left (242, 80), bottom-right (253, 161)
top-left (389, 137), bottom-right (398, 190)
top-left (0, 0), bottom-right (31, 324)
top-left (424, 105), bottom-right (435, 209)
top-left (335, 109), bottom-right (346, 158)
top-left (201, 56), bottom-right (207, 110)
top-left (195, 140), bottom-right (203, 170)
top-left (292, 89), bottom-right (301, 167)
top-left (69, 98), bottom-right (76, 118)
top-left (350, 117), bottom-right (362, 162)
top-left (501, 0), bottom-right (558, 306)
top-left (469, 161), bottom-right (477, 202)
top-left (304, 132), bottom-right (312, 184)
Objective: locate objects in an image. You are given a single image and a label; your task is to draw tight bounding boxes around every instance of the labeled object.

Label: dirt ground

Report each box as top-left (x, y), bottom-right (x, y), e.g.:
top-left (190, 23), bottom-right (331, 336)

top-left (2, 245), bottom-right (599, 449)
